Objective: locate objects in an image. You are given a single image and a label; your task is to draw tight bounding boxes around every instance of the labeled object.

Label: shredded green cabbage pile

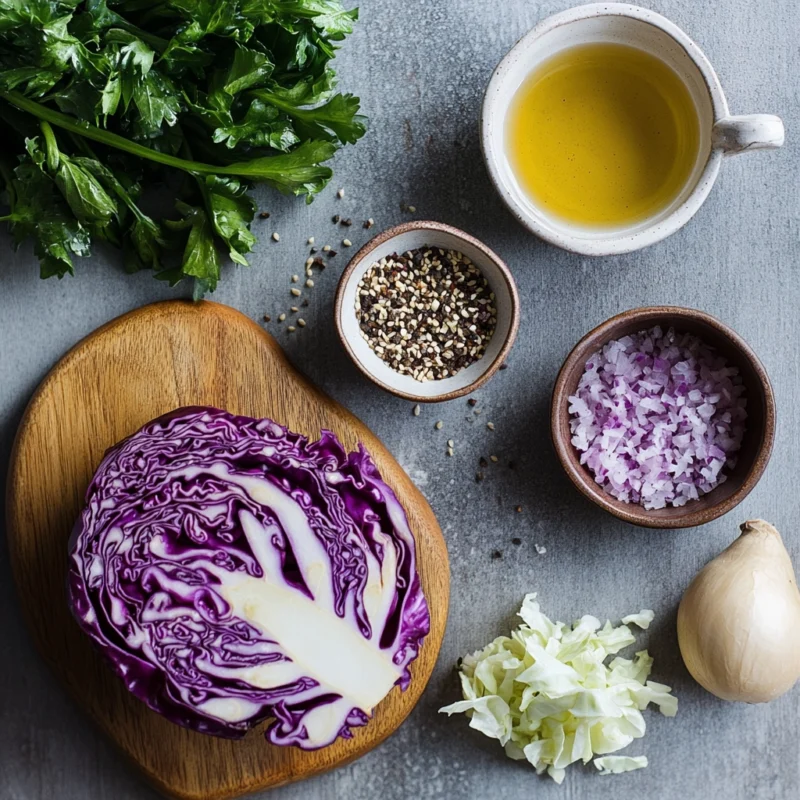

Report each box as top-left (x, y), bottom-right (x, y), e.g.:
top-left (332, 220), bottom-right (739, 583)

top-left (439, 594), bottom-right (676, 784)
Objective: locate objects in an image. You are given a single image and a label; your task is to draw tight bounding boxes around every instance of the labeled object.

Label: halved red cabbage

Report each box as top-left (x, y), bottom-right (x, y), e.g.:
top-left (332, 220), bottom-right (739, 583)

top-left (68, 407), bottom-right (429, 749)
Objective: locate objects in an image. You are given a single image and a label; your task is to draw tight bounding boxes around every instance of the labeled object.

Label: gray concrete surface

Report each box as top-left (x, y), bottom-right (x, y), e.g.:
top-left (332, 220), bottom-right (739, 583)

top-left (2, 1), bottom-right (799, 798)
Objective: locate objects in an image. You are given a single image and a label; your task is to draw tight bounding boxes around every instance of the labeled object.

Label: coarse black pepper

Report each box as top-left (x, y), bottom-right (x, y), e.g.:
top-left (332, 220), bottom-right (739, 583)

top-left (355, 246), bottom-right (497, 382)
top-left (491, 550), bottom-right (503, 560)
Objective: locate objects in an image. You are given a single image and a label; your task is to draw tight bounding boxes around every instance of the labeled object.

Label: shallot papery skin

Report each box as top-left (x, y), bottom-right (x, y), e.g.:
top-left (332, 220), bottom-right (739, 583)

top-left (568, 326), bottom-right (747, 510)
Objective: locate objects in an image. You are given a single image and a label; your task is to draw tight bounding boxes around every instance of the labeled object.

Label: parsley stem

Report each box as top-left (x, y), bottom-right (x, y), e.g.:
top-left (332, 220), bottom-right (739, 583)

top-left (0, 91), bottom-right (334, 186)
top-left (40, 122), bottom-right (60, 172)
top-left (1, 91), bottom-right (212, 173)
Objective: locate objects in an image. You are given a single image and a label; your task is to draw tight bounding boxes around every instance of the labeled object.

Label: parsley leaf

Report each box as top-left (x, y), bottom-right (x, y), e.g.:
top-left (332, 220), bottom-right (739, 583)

top-left (253, 88), bottom-right (366, 144)
top-left (212, 99), bottom-right (299, 150)
top-left (0, 0), bottom-right (365, 288)
top-left (202, 174), bottom-right (257, 266)
top-left (164, 201), bottom-right (222, 293)
top-left (1, 160), bottom-right (92, 278)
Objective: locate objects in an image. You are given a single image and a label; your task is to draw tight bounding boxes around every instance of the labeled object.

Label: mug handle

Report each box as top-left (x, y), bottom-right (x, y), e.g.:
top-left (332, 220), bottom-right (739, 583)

top-left (712, 114), bottom-right (785, 155)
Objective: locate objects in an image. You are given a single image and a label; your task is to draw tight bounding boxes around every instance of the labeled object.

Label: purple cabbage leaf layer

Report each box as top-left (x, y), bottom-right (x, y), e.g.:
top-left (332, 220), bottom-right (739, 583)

top-left (68, 407), bottom-right (430, 749)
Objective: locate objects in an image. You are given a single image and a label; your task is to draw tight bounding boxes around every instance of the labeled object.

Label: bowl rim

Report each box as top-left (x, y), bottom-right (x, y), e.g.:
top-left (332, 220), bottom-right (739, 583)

top-left (550, 305), bottom-right (776, 528)
top-left (334, 220), bottom-right (520, 402)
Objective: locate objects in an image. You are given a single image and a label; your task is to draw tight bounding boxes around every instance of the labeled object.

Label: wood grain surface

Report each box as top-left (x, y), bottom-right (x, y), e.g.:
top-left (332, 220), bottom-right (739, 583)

top-left (5, 300), bottom-right (450, 800)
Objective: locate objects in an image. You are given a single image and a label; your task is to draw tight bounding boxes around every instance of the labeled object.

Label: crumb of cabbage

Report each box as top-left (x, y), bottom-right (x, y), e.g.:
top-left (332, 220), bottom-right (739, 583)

top-left (439, 594), bottom-right (676, 783)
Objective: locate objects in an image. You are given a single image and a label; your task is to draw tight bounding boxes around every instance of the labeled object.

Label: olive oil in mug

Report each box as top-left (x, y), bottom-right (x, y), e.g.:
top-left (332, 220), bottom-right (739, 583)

top-left (506, 43), bottom-right (701, 228)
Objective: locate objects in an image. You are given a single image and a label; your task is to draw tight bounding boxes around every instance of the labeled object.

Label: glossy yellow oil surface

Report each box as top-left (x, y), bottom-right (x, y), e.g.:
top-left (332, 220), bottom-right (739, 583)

top-left (507, 43), bottom-right (700, 228)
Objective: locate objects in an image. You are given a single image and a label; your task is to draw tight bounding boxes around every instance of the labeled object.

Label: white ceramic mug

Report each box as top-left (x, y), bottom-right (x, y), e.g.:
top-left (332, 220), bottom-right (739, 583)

top-left (481, 3), bottom-right (785, 256)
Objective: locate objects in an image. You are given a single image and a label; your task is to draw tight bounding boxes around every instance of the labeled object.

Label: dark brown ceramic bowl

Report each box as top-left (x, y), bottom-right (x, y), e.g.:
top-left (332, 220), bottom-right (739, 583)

top-left (551, 306), bottom-right (775, 529)
top-left (335, 221), bottom-right (520, 402)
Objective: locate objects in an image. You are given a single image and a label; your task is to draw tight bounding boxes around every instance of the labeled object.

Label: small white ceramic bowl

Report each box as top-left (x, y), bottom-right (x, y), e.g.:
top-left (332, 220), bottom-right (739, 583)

top-left (481, 3), bottom-right (784, 256)
top-left (334, 221), bottom-right (519, 402)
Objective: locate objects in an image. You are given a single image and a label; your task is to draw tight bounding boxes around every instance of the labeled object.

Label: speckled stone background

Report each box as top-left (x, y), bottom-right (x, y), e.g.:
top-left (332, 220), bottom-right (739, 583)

top-left (2, 1), bottom-right (799, 798)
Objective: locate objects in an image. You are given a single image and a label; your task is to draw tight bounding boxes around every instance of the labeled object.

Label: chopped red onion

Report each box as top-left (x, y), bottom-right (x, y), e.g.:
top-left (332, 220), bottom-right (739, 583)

top-left (568, 326), bottom-right (748, 510)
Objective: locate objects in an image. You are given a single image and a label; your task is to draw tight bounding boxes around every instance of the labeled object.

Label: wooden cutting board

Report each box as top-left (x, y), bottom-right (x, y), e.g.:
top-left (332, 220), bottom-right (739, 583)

top-left (5, 300), bottom-right (449, 800)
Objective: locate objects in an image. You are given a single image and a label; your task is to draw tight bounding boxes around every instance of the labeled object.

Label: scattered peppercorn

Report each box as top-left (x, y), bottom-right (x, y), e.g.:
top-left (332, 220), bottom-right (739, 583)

top-left (301, 298), bottom-right (309, 307)
top-left (491, 550), bottom-right (502, 560)
top-left (259, 211), bottom-right (270, 219)
top-left (263, 315), bottom-right (270, 322)
top-left (332, 215), bottom-right (340, 223)
top-left (341, 218), bottom-right (352, 226)
top-left (467, 398), bottom-right (477, 407)
top-left (328, 250), bottom-right (338, 258)
top-left (479, 457), bottom-right (488, 469)
top-left (512, 537), bottom-right (522, 546)
top-left (499, 363), bottom-right (508, 371)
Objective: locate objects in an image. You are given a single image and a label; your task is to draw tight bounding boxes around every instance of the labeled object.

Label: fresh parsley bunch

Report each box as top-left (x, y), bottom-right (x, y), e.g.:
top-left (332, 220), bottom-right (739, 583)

top-left (0, 0), bottom-right (366, 294)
